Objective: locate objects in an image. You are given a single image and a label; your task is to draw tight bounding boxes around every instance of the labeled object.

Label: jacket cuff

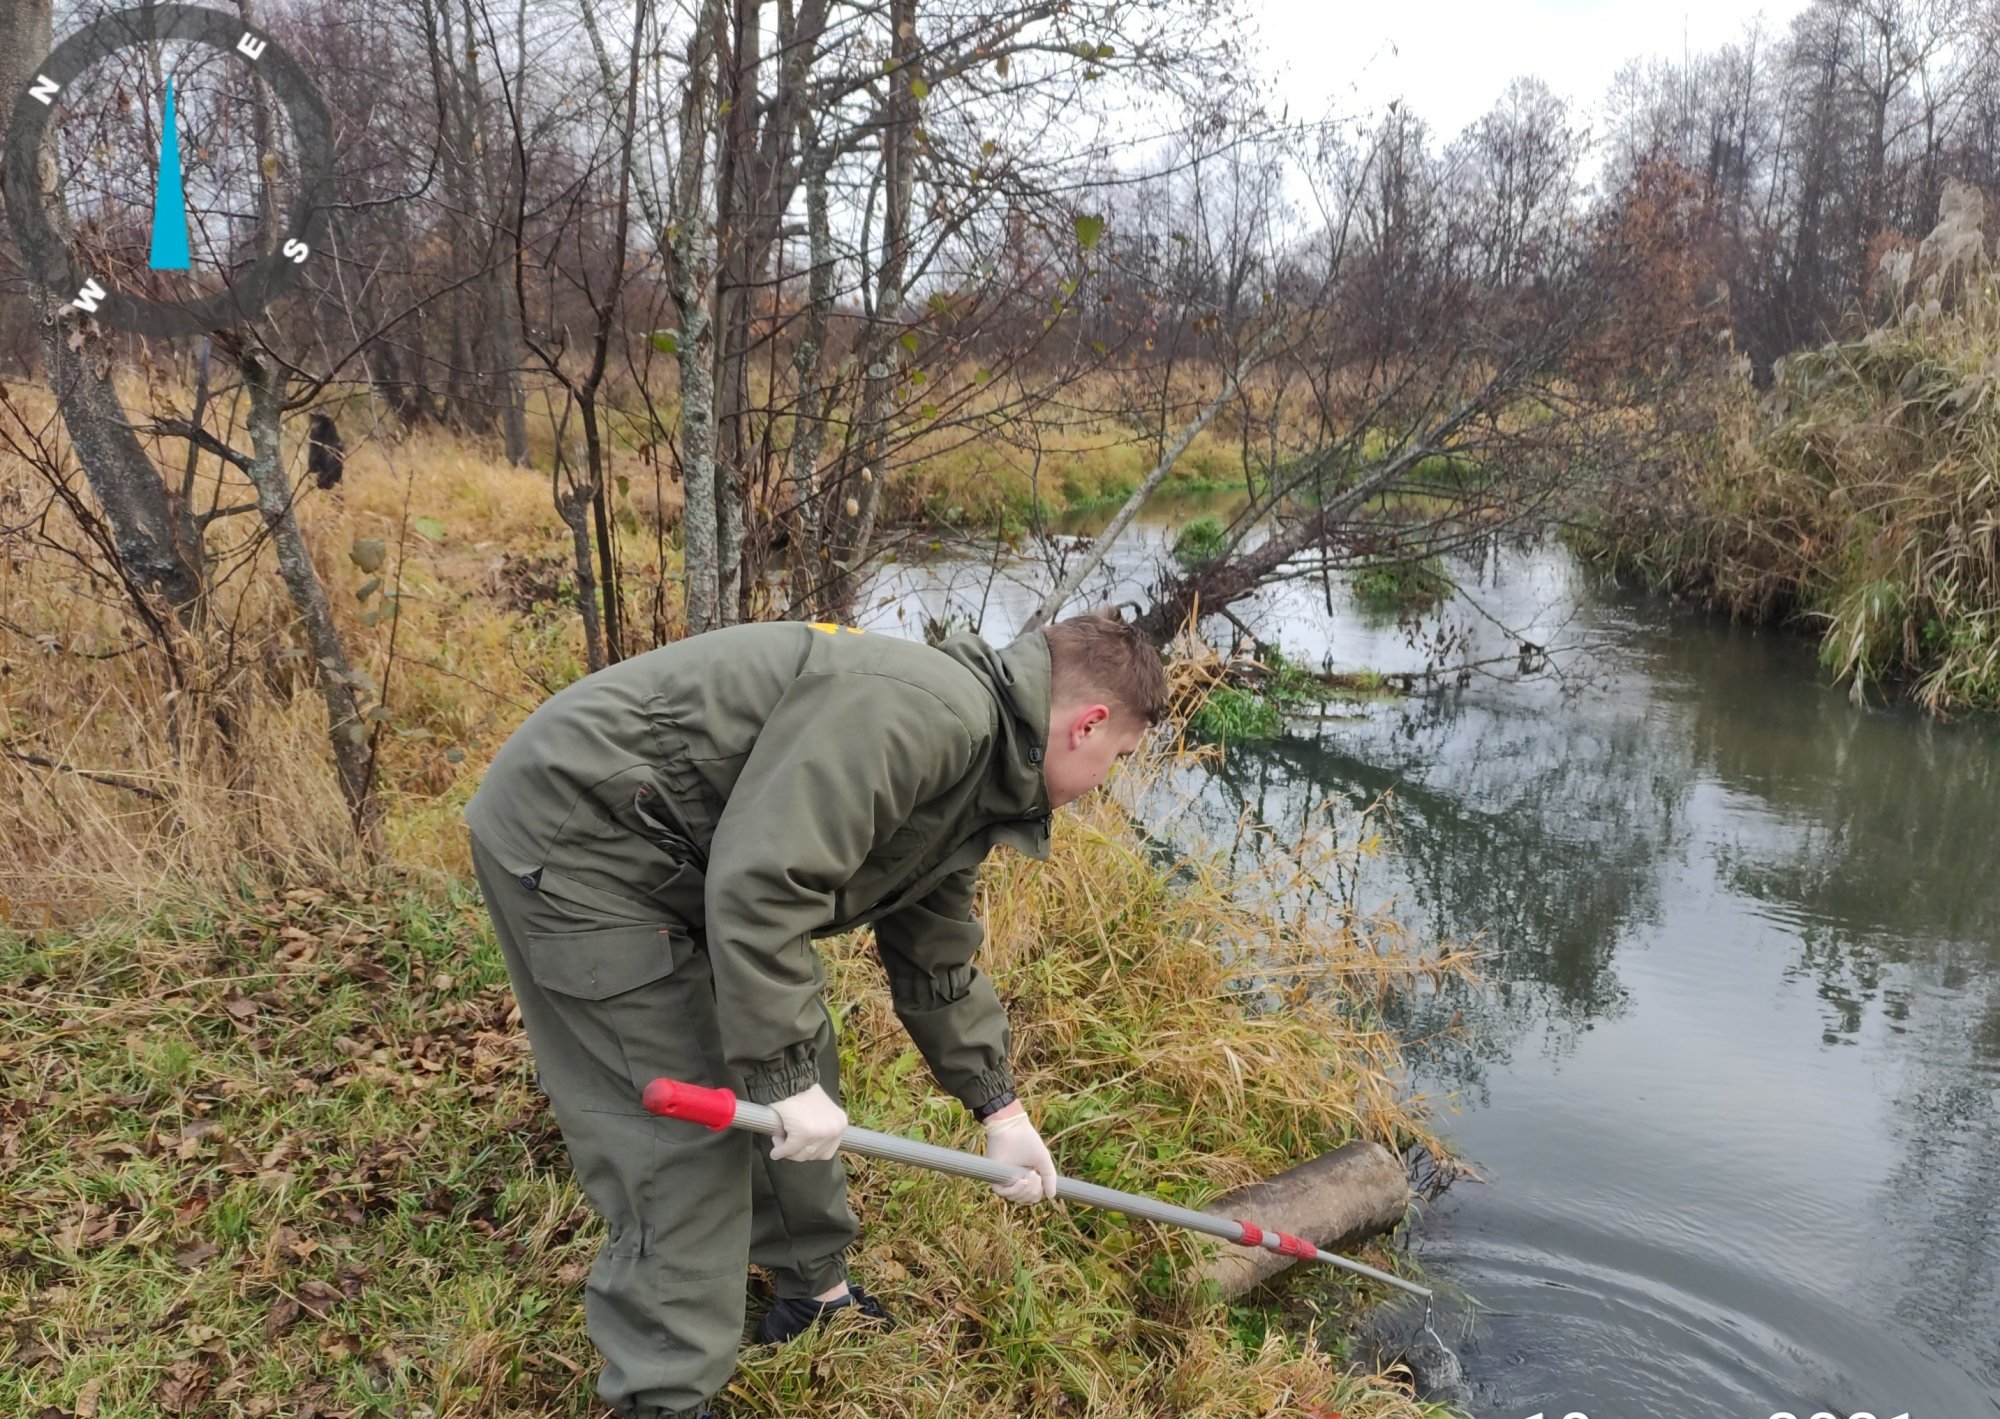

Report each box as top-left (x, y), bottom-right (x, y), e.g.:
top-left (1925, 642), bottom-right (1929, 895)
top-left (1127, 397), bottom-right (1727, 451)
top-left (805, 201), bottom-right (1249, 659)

top-left (957, 1064), bottom-right (1016, 1115)
top-left (741, 1053), bottom-right (821, 1105)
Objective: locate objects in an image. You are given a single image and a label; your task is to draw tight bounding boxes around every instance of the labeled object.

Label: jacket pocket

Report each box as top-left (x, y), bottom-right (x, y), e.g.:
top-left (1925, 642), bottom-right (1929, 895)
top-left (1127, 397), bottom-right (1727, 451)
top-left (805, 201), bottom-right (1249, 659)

top-left (525, 923), bottom-right (679, 1000)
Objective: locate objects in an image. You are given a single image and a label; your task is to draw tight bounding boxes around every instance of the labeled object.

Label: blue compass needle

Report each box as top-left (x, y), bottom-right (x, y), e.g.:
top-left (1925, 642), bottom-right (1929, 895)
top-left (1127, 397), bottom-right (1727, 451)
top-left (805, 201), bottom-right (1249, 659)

top-left (148, 74), bottom-right (191, 271)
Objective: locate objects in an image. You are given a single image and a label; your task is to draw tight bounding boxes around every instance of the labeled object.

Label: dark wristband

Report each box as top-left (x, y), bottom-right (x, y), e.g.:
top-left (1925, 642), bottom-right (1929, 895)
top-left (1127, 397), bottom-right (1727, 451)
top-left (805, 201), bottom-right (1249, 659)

top-left (971, 1089), bottom-right (1018, 1123)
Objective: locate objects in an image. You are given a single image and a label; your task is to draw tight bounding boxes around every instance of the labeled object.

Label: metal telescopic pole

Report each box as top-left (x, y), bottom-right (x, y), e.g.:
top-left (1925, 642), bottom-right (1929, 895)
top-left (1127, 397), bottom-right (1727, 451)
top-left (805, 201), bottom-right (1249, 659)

top-left (642, 1078), bottom-right (1432, 1301)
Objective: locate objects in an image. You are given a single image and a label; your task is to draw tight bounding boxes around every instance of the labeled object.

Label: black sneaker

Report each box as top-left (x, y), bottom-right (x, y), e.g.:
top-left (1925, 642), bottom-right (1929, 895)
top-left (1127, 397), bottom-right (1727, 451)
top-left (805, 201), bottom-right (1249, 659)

top-left (754, 1283), bottom-right (897, 1344)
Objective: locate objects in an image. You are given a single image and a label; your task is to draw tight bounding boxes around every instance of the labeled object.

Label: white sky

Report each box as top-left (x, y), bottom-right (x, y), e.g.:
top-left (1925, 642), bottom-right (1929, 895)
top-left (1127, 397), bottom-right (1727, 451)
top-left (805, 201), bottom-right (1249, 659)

top-left (1248, 0), bottom-right (1814, 154)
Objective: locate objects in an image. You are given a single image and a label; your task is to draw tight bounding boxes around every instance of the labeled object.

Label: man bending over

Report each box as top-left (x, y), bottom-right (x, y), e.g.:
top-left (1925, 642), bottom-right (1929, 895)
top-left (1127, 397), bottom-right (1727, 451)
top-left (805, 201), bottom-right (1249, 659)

top-left (464, 610), bottom-right (1169, 1419)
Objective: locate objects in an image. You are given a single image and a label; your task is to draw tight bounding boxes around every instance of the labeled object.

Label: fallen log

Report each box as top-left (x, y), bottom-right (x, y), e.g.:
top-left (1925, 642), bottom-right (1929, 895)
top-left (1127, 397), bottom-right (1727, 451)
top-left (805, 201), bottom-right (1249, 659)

top-left (1196, 1141), bottom-right (1410, 1298)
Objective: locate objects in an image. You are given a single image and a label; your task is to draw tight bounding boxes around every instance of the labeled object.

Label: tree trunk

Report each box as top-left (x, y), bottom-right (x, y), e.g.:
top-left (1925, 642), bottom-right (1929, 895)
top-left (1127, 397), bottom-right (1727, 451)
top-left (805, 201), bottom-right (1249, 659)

top-left (786, 130), bottom-right (834, 616)
top-left (677, 297), bottom-right (721, 634)
top-left (426, 0), bottom-right (489, 435)
top-left (492, 0), bottom-right (532, 467)
top-left (485, 254), bottom-right (531, 465)
top-left (451, 0), bottom-right (529, 460)
top-left (710, 0), bottom-right (761, 624)
top-left (239, 353), bottom-right (379, 841)
top-left (666, 0), bottom-right (726, 635)
top-left (558, 477), bottom-right (608, 672)
top-left (1193, 1142), bottom-right (1410, 1300)
top-left (573, 0), bottom-right (649, 662)
top-left (831, 0), bottom-right (917, 610)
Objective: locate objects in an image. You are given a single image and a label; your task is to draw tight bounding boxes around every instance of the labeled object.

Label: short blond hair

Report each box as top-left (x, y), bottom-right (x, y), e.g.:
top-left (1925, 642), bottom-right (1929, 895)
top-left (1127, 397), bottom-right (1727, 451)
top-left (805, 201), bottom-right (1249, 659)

top-left (1041, 610), bottom-right (1170, 726)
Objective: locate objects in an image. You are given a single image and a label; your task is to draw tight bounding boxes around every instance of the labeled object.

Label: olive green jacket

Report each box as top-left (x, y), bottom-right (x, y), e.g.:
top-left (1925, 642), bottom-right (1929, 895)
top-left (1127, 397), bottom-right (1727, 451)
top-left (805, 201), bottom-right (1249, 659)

top-left (465, 621), bottom-right (1052, 1109)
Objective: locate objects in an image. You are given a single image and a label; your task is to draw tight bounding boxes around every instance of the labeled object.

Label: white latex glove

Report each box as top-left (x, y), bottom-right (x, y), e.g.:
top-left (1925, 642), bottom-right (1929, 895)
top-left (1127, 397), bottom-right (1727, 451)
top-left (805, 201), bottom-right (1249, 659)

top-left (768, 1083), bottom-right (847, 1162)
top-left (983, 1105), bottom-right (1058, 1204)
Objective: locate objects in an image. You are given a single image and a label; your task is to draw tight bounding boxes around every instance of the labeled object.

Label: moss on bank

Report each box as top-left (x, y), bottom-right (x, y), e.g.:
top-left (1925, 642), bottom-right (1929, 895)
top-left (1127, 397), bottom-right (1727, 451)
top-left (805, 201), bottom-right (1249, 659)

top-left (1, 780), bottom-right (1463, 1419)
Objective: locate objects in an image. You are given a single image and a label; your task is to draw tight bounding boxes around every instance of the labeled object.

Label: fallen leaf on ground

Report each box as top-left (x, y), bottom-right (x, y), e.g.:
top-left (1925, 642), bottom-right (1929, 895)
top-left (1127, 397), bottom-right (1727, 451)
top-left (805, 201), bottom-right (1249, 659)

top-left (185, 1323), bottom-right (226, 1351)
top-left (342, 955), bottom-right (391, 984)
top-left (156, 1358), bottom-right (213, 1414)
top-left (263, 1294), bottom-right (301, 1337)
top-left (175, 1121), bottom-right (224, 1159)
top-left (296, 1277), bottom-right (343, 1317)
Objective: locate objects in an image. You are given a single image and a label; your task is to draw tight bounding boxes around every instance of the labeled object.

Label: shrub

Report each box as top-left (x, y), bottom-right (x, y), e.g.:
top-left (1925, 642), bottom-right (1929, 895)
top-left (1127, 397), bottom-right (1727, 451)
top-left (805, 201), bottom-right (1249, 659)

top-left (1171, 516), bottom-right (1227, 572)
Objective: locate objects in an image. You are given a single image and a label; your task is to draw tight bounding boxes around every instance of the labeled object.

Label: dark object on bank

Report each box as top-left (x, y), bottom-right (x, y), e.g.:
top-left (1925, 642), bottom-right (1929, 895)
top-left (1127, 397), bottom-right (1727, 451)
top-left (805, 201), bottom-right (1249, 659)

top-left (308, 411), bottom-right (345, 490)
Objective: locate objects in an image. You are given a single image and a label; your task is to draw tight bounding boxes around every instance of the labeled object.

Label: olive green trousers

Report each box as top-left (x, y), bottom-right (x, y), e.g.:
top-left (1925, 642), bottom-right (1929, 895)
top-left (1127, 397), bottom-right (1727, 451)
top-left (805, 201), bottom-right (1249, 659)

top-left (470, 833), bottom-right (855, 1418)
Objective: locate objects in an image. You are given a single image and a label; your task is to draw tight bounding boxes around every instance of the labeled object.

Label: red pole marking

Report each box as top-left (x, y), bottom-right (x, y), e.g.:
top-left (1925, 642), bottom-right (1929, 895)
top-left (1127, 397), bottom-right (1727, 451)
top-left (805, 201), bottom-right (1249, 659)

top-left (642, 1078), bottom-right (738, 1130)
top-left (1275, 1232), bottom-right (1317, 1258)
top-left (1235, 1221), bottom-right (1264, 1247)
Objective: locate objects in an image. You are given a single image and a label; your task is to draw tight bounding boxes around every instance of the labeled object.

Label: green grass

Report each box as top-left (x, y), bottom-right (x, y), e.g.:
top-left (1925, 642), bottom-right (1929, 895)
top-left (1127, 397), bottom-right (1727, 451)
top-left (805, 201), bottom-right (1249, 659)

top-left (2, 784), bottom-right (1461, 1419)
top-left (1187, 685), bottom-right (1284, 742)
top-left (1350, 560), bottom-right (1454, 615)
top-left (1186, 648), bottom-right (1399, 743)
top-left (0, 881), bottom-right (573, 1418)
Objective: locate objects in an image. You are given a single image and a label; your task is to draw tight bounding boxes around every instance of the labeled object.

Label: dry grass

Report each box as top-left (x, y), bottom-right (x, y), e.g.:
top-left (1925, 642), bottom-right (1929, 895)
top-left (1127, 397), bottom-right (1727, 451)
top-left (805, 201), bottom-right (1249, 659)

top-left (1, 383), bottom-right (615, 916)
top-left (1575, 206), bottom-right (2000, 715)
top-left (0, 353), bottom-right (1310, 917)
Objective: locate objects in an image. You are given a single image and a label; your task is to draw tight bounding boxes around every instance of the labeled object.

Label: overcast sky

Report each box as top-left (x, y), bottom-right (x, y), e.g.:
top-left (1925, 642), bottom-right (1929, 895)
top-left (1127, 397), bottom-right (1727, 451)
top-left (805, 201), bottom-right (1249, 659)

top-left (1247, 0), bottom-right (1814, 159)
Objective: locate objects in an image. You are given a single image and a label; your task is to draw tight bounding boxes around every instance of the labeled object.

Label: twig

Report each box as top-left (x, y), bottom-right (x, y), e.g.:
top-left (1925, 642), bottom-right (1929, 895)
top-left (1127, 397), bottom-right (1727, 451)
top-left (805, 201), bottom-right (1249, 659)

top-left (0, 615), bottom-right (147, 660)
top-left (146, 417), bottom-right (253, 473)
top-left (4, 749), bottom-right (168, 801)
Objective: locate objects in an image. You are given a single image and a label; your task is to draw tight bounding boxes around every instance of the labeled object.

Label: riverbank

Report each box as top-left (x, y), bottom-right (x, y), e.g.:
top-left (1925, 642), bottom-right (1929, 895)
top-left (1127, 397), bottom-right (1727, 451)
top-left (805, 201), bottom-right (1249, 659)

top-left (1571, 222), bottom-right (2000, 716)
top-left (0, 773), bottom-right (1466, 1418)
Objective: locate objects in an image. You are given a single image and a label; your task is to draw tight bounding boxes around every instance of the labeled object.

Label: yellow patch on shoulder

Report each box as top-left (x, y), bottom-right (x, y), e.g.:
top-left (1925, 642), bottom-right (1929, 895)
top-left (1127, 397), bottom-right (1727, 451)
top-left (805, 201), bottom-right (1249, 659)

top-left (809, 622), bottom-right (865, 635)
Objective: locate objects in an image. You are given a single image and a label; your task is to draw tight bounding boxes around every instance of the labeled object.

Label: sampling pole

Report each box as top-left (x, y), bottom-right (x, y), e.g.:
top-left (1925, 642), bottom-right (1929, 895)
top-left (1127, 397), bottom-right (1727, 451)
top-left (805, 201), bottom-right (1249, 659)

top-left (642, 1078), bottom-right (1431, 1301)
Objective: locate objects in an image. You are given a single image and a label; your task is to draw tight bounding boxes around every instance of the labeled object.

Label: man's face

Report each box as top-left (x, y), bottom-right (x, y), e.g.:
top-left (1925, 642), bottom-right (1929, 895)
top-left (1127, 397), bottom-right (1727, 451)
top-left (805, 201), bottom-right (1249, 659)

top-left (1042, 700), bottom-right (1149, 809)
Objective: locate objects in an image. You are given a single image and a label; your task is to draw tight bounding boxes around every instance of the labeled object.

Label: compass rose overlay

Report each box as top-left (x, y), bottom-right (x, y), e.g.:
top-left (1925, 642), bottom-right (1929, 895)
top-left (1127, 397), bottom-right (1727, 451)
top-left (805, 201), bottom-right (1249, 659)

top-left (3, 3), bottom-right (333, 337)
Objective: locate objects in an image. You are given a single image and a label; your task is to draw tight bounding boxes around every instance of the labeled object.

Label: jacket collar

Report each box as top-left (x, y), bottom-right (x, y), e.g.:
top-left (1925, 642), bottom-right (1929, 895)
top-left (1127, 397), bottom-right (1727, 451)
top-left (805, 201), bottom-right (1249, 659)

top-left (934, 629), bottom-right (1052, 836)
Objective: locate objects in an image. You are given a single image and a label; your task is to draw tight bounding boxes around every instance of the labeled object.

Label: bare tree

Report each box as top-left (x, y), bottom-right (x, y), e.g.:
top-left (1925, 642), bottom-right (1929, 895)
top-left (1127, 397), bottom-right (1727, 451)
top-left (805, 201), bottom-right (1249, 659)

top-left (417, 0), bottom-right (532, 460)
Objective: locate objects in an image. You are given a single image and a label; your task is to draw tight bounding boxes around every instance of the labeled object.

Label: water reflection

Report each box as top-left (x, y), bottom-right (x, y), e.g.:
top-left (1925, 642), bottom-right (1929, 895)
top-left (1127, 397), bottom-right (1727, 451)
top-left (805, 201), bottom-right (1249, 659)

top-left (1191, 551), bottom-right (2000, 1412)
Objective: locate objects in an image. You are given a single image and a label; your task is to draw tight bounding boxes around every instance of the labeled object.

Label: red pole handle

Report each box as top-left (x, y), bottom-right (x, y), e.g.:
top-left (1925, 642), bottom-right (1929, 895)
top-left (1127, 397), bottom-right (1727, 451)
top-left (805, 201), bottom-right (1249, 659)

top-left (642, 1078), bottom-right (739, 1130)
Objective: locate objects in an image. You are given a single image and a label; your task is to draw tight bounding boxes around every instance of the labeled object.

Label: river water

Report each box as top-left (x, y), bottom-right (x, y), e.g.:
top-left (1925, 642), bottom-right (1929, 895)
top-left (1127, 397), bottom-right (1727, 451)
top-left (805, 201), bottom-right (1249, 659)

top-left (858, 503), bottom-right (2000, 1419)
